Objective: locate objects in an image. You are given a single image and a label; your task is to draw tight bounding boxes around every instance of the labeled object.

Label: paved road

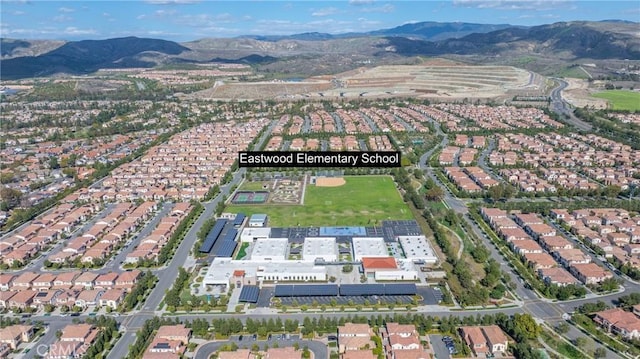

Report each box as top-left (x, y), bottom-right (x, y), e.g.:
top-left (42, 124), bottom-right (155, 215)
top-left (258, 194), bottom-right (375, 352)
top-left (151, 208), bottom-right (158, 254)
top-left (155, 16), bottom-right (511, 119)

top-left (195, 339), bottom-right (327, 359)
top-left (106, 203), bottom-right (174, 272)
top-left (106, 119), bottom-right (278, 359)
top-left (549, 78), bottom-right (592, 131)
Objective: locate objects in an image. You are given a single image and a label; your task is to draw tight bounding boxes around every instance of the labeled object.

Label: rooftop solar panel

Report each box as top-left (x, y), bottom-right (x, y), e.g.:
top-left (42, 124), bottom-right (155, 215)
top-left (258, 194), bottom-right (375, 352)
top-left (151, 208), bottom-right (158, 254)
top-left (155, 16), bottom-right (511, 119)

top-left (214, 240), bottom-right (237, 257)
top-left (222, 228), bottom-right (238, 242)
top-left (199, 219), bottom-right (227, 253)
top-left (339, 284), bottom-right (385, 296)
top-left (274, 285), bottom-right (295, 297)
top-left (239, 285), bottom-right (260, 303)
top-left (233, 213), bottom-right (246, 226)
top-left (384, 283), bottom-right (417, 295)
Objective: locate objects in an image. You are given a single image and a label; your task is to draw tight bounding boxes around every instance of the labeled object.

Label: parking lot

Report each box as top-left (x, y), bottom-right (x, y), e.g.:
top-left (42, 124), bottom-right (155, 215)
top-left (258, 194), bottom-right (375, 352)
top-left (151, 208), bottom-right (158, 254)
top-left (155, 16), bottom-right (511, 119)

top-left (418, 287), bottom-right (443, 305)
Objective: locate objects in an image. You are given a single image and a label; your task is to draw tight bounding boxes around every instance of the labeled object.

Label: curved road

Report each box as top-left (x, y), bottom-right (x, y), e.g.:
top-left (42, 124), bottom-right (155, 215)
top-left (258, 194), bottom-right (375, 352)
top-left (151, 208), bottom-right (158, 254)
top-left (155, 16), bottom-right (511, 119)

top-left (549, 78), bottom-right (592, 131)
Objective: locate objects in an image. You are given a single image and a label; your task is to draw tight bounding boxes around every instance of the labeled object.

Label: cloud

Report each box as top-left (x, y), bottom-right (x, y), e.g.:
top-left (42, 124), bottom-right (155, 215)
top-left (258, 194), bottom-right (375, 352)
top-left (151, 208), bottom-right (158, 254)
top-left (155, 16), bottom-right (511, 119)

top-left (58, 7), bottom-right (74, 13)
top-left (144, 0), bottom-right (200, 4)
top-left (63, 26), bottom-right (97, 35)
top-left (136, 14), bottom-right (147, 20)
top-left (349, 0), bottom-right (374, 5)
top-left (452, 0), bottom-right (572, 11)
top-left (154, 9), bottom-right (178, 16)
top-left (311, 7), bottom-right (340, 17)
top-left (11, 10), bottom-right (26, 15)
top-left (53, 14), bottom-right (73, 23)
top-left (359, 3), bottom-right (395, 13)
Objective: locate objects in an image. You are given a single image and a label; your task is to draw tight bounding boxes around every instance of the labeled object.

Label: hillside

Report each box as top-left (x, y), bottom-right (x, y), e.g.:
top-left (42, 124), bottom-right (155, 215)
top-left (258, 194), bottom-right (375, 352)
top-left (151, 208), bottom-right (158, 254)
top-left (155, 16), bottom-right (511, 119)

top-left (1, 21), bottom-right (638, 80)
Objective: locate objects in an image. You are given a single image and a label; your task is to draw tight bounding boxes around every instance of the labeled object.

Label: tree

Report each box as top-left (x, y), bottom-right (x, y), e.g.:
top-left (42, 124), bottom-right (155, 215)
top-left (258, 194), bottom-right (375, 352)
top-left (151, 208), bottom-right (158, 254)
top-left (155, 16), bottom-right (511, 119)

top-left (574, 337), bottom-right (587, 347)
top-left (425, 187), bottom-right (444, 201)
top-left (47, 156), bottom-right (60, 169)
top-left (512, 313), bottom-right (540, 340)
top-left (0, 187), bottom-right (22, 210)
top-left (594, 347), bottom-right (607, 358)
top-left (555, 322), bottom-right (570, 334)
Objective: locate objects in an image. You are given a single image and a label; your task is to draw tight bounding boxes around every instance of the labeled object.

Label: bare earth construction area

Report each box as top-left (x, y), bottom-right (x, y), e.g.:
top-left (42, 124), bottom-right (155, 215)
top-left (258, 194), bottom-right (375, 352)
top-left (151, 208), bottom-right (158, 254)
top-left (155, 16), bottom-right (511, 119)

top-left (190, 61), bottom-right (538, 101)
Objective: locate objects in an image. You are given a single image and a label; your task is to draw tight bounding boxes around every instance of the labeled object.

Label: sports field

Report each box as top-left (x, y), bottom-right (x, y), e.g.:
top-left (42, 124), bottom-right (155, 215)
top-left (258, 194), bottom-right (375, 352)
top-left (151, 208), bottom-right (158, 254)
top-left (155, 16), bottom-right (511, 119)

top-left (227, 176), bottom-right (413, 226)
top-left (592, 90), bottom-right (640, 111)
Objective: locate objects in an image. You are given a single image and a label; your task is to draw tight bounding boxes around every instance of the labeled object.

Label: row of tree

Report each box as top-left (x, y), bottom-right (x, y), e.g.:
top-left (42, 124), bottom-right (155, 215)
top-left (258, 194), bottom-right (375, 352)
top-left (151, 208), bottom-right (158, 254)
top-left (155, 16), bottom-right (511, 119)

top-left (83, 316), bottom-right (119, 358)
top-left (122, 271), bottom-right (157, 312)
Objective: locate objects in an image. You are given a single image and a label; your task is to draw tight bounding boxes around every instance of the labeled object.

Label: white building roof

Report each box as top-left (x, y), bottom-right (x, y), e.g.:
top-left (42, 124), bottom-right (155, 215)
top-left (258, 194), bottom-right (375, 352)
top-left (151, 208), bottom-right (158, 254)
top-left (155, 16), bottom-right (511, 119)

top-left (303, 237), bottom-right (337, 261)
top-left (203, 257), bottom-right (326, 286)
top-left (398, 235), bottom-right (438, 263)
top-left (352, 237), bottom-right (388, 261)
top-left (240, 227), bottom-right (271, 241)
top-left (251, 238), bottom-right (289, 261)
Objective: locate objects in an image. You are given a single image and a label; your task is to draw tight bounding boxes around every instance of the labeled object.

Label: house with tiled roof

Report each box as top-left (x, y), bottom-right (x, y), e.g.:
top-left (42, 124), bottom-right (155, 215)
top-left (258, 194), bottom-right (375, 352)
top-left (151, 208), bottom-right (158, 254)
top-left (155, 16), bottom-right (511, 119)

top-left (593, 308), bottom-right (640, 339)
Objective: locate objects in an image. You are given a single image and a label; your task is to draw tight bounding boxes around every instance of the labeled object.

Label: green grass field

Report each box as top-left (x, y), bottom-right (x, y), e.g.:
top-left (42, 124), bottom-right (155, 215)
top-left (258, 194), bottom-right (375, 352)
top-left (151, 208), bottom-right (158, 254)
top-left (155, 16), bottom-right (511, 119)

top-left (239, 181), bottom-right (270, 191)
top-left (227, 175), bottom-right (412, 226)
top-left (592, 90), bottom-right (640, 111)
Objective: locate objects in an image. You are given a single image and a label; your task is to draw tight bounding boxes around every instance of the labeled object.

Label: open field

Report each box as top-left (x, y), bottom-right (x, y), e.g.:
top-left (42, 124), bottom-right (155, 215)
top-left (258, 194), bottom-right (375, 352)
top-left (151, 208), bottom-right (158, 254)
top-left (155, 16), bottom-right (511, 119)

top-left (227, 175), bottom-right (412, 226)
top-left (592, 90), bottom-right (640, 111)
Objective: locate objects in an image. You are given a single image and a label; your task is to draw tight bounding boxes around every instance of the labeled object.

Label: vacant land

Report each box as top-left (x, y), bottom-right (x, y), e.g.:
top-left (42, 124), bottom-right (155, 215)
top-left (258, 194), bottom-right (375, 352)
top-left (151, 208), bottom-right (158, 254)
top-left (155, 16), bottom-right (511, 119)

top-left (592, 90), bottom-right (640, 111)
top-left (228, 175), bottom-right (412, 226)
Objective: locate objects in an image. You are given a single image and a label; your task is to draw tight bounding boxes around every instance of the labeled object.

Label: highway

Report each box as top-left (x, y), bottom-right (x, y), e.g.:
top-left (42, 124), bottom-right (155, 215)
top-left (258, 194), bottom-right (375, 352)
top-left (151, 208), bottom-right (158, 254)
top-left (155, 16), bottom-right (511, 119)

top-left (549, 78), bottom-right (592, 131)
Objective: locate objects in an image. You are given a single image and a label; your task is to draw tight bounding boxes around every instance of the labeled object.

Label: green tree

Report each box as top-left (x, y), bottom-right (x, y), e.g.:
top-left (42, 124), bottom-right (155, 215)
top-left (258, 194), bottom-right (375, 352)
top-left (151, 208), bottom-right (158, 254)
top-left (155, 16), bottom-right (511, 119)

top-left (425, 187), bottom-right (444, 201)
top-left (594, 347), bottom-right (607, 358)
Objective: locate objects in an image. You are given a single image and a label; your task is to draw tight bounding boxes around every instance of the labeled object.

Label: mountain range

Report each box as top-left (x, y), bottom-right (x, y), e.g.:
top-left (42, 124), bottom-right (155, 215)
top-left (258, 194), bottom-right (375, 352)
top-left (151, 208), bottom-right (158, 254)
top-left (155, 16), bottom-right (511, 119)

top-left (1, 20), bottom-right (638, 80)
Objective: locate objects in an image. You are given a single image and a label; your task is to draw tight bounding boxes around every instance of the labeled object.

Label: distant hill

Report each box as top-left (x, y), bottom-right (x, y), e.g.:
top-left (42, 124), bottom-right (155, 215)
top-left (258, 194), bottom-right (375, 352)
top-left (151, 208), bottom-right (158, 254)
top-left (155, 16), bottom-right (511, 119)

top-left (1, 36), bottom-right (189, 79)
top-left (2, 21), bottom-right (638, 80)
top-left (367, 21), bottom-right (516, 41)
top-left (1, 38), bottom-right (66, 59)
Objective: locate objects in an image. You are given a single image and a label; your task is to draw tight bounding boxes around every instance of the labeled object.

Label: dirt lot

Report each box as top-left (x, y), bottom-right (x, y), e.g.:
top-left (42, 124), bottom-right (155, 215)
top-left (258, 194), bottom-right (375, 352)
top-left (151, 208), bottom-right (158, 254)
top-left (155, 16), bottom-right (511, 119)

top-left (563, 78), bottom-right (608, 109)
top-left (189, 62), bottom-right (535, 101)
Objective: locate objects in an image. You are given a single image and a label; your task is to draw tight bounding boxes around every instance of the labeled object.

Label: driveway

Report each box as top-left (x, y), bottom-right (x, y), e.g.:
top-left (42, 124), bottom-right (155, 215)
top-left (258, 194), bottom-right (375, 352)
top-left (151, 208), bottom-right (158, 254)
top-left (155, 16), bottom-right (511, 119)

top-left (429, 334), bottom-right (451, 359)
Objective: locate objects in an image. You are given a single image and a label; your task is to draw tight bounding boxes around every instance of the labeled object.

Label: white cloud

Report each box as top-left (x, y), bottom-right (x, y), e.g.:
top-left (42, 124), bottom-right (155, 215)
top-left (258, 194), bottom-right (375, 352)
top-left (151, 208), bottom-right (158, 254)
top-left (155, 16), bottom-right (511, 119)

top-left (452, 0), bottom-right (572, 11)
top-left (359, 3), bottom-right (395, 13)
top-left (53, 14), bottom-right (73, 23)
top-left (311, 7), bottom-right (340, 17)
top-left (11, 10), bottom-right (26, 15)
top-left (154, 9), bottom-right (178, 16)
top-left (349, 0), bottom-right (374, 5)
top-left (63, 26), bottom-right (97, 35)
top-left (58, 7), bottom-right (75, 13)
top-left (145, 0), bottom-right (200, 4)
top-left (136, 14), bottom-right (147, 20)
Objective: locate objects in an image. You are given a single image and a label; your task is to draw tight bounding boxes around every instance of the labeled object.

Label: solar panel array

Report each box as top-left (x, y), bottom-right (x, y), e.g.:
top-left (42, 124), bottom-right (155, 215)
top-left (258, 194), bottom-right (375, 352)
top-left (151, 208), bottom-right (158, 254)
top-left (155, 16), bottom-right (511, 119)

top-left (233, 213), bottom-right (246, 226)
top-left (339, 284), bottom-right (385, 296)
top-left (199, 219), bottom-right (228, 253)
top-left (275, 284), bottom-right (339, 297)
top-left (222, 228), bottom-right (238, 242)
top-left (214, 240), bottom-right (238, 257)
top-left (274, 283), bottom-right (416, 297)
top-left (238, 285), bottom-right (260, 303)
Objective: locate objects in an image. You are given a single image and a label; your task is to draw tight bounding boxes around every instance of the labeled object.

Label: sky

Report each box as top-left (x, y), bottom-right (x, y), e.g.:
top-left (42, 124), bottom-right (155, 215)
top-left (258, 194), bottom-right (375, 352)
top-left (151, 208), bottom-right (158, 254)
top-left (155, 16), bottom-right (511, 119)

top-left (1, 0), bottom-right (639, 42)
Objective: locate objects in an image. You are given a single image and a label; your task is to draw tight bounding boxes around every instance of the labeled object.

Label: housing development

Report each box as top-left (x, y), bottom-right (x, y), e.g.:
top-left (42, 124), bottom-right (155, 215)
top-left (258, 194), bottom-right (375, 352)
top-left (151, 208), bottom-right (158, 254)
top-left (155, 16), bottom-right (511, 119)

top-left (1, 4), bottom-right (640, 359)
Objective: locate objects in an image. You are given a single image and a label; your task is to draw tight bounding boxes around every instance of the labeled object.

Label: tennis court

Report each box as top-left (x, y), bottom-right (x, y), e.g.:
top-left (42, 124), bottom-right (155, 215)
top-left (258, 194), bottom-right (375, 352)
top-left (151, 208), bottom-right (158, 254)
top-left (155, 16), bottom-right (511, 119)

top-left (231, 191), bottom-right (269, 204)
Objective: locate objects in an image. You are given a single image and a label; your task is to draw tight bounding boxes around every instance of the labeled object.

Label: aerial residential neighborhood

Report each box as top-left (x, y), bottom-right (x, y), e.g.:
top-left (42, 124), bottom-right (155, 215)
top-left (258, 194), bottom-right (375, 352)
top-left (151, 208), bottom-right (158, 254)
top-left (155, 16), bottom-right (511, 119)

top-left (1, 1), bottom-right (640, 359)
